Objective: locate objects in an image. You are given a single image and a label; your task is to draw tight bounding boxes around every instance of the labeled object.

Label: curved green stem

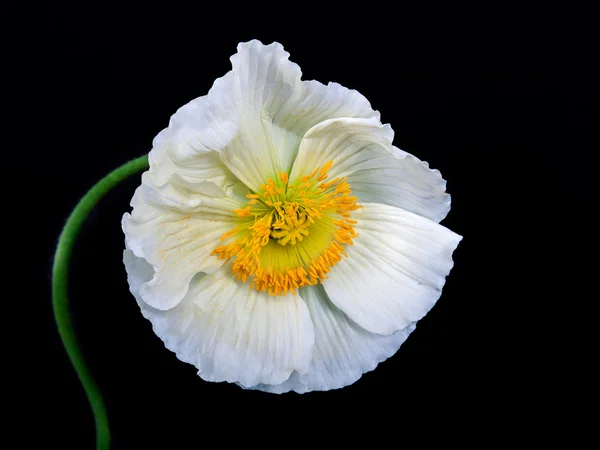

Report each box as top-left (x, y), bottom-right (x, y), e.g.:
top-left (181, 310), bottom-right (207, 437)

top-left (52, 155), bottom-right (149, 450)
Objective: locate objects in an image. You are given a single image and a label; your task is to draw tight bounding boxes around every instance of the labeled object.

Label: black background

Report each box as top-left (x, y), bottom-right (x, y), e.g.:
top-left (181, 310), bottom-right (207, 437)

top-left (4, 1), bottom-right (593, 448)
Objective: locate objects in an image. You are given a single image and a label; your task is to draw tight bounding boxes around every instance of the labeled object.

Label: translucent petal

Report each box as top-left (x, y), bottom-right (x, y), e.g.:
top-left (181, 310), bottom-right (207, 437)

top-left (152, 41), bottom-right (379, 193)
top-left (246, 284), bottom-right (416, 394)
top-left (290, 117), bottom-right (451, 222)
top-left (124, 250), bottom-right (315, 387)
top-left (122, 175), bottom-right (242, 310)
top-left (323, 202), bottom-right (462, 335)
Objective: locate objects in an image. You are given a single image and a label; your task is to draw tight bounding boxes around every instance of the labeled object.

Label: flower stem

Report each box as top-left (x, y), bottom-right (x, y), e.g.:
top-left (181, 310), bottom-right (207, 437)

top-left (52, 155), bottom-right (149, 450)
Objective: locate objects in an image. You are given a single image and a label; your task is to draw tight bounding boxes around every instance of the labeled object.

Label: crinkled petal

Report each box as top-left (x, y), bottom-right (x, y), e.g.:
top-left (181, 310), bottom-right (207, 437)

top-left (152, 40), bottom-right (380, 193)
top-left (246, 284), bottom-right (416, 394)
top-left (124, 250), bottom-right (315, 387)
top-left (290, 117), bottom-right (451, 222)
top-left (122, 175), bottom-right (242, 310)
top-left (350, 145), bottom-right (451, 223)
top-left (148, 72), bottom-right (242, 194)
top-left (323, 202), bottom-right (462, 335)
top-left (218, 40), bottom-right (380, 191)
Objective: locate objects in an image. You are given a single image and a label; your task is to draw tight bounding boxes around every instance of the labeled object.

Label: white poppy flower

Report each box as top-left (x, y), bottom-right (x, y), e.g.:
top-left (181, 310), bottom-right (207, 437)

top-left (122, 40), bottom-right (462, 393)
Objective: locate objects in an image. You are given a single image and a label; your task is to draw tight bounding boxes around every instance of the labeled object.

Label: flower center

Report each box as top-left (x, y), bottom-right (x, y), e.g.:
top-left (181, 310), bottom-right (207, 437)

top-left (211, 160), bottom-right (360, 296)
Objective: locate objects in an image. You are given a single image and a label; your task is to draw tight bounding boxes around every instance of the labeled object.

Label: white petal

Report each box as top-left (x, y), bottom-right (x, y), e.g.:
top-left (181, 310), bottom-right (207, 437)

top-left (122, 176), bottom-right (242, 310)
top-left (323, 202), bottom-right (462, 335)
top-left (124, 250), bottom-right (315, 387)
top-left (148, 72), bottom-right (242, 194)
top-left (152, 40), bottom-right (377, 193)
top-left (219, 40), bottom-right (380, 189)
top-left (351, 146), bottom-right (451, 223)
top-left (149, 143), bottom-right (245, 200)
top-left (290, 117), bottom-right (450, 222)
top-left (246, 285), bottom-right (416, 394)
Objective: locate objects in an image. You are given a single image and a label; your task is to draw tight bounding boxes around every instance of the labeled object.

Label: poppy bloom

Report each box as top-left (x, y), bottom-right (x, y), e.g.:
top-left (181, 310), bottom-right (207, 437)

top-left (123, 40), bottom-right (461, 393)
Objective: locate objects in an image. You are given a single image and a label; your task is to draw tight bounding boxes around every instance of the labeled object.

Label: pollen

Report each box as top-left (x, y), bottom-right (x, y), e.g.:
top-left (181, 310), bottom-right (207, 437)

top-left (211, 160), bottom-right (360, 296)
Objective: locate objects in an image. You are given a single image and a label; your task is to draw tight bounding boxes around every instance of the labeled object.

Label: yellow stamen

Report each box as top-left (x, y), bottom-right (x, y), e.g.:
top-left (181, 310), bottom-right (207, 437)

top-left (234, 206), bottom-right (252, 217)
top-left (278, 171), bottom-right (289, 183)
top-left (211, 159), bottom-right (359, 296)
top-left (319, 160), bottom-right (334, 176)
